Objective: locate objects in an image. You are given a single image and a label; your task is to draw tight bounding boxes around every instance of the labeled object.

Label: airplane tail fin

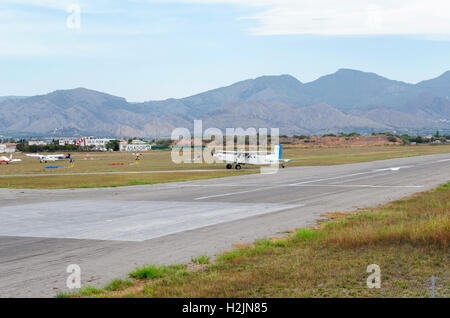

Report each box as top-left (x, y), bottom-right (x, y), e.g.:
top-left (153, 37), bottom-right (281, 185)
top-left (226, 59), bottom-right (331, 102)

top-left (272, 145), bottom-right (282, 159)
top-left (10, 154), bottom-right (12, 160)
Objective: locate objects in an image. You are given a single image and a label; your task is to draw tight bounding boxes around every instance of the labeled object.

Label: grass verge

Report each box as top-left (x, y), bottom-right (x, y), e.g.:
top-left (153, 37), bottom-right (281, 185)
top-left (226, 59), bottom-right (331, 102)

top-left (0, 171), bottom-right (254, 189)
top-left (68, 182), bottom-right (449, 298)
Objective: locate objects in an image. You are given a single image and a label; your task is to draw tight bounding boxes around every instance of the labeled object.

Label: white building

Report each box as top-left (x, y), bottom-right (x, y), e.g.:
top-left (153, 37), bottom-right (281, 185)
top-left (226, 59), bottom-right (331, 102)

top-left (58, 138), bottom-right (76, 146)
top-left (0, 143), bottom-right (17, 153)
top-left (28, 139), bottom-right (47, 146)
top-left (85, 138), bottom-right (113, 151)
top-left (120, 140), bottom-right (152, 152)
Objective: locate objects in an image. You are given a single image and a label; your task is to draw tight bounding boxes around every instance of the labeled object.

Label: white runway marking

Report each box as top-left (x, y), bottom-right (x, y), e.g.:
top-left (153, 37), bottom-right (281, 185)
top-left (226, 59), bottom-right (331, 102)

top-left (194, 187), bottom-right (273, 200)
top-left (0, 200), bottom-right (302, 242)
top-left (195, 167), bottom-right (422, 200)
top-left (329, 172), bottom-right (395, 184)
top-left (288, 170), bottom-right (388, 186)
top-left (375, 166), bottom-right (413, 172)
top-left (435, 159), bottom-right (450, 163)
top-left (288, 184), bottom-right (424, 188)
top-left (326, 171), bottom-right (395, 184)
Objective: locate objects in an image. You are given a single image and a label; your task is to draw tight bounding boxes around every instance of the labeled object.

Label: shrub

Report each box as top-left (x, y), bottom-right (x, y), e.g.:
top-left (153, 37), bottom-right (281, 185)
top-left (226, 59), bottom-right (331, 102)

top-left (191, 254), bottom-right (210, 265)
top-left (129, 265), bottom-right (167, 279)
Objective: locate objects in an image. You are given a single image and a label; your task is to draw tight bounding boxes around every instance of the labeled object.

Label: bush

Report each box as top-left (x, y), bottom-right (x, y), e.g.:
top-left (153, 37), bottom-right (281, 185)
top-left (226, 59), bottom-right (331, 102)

top-left (106, 140), bottom-right (120, 151)
top-left (387, 136), bottom-right (398, 142)
top-left (105, 279), bottom-right (133, 291)
top-left (129, 265), bottom-right (167, 279)
top-left (191, 254), bottom-right (210, 265)
top-left (293, 135), bottom-right (308, 139)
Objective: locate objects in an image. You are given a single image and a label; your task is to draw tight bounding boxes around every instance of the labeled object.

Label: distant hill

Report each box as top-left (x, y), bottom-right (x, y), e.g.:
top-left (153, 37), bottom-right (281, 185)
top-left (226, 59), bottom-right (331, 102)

top-left (416, 71), bottom-right (450, 97)
top-left (300, 69), bottom-right (417, 110)
top-left (1, 70), bottom-right (450, 137)
top-left (0, 96), bottom-right (27, 103)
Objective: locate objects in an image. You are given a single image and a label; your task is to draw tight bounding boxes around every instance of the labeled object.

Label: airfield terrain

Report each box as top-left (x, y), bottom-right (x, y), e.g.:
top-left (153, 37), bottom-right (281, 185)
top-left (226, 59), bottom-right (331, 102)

top-left (1, 144), bottom-right (450, 188)
top-left (0, 146), bottom-right (449, 297)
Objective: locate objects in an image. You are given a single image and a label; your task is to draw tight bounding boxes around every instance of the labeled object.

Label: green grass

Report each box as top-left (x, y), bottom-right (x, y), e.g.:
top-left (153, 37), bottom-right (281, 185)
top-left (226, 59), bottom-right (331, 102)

top-left (105, 279), bottom-right (133, 291)
top-left (216, 249), bottom-right (243, 262)
top-left (191, 254), bottom-right (210, 265)
top-left (78, 285), bottom-right (105, 296)
top-left (83, 181), bottom-right (449, 298)
top-left (0, 171), bottom-right (254, 189)
top-left (294, 228), bottom-right (324, 241)
top-left (129, 265), bottom-right (168, 279)
top-left (57, 285), bottom-right (105, 298)
top-left (128, 264), bottom-right (188, 280)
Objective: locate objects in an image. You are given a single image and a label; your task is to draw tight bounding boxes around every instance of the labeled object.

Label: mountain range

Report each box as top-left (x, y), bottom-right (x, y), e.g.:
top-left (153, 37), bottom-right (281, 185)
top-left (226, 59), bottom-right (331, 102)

top-left (1, 69), bottom-right (450, 137)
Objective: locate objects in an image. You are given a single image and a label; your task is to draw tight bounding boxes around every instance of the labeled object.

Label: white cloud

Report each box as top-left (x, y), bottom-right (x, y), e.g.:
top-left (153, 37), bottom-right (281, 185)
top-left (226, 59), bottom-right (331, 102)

top-left (162, 0), bottom-right (450, 35)
top-left (4, 0), bottom-right (450, 36)
top-left (1, 0), bottom-right (123, 13)
top-left (2, 0), bottom-right (70, 9)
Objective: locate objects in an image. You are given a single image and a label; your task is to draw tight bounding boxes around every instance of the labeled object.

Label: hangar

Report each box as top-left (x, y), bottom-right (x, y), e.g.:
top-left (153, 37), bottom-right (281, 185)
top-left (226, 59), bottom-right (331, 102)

top-left (0, 143), bottom-right (17, 153)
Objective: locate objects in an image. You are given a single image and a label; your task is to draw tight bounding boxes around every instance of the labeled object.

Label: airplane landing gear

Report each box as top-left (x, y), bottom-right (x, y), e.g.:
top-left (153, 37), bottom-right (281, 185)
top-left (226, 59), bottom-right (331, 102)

top-left (235, 164), bottom-right (241, 170)
top-left (226, 163), bottom-right (233, 169)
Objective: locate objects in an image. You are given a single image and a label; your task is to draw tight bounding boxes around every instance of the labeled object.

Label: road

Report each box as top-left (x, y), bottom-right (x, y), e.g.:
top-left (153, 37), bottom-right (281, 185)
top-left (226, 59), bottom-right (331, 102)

top-left (0, 153), bottom-right (449, 297)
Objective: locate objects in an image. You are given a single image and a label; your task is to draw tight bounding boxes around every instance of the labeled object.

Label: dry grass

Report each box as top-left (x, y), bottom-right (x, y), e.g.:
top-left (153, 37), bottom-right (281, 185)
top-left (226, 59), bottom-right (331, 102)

top-left (322, 187), bottom-right (450, 248)
top-left (0, 171), bottom-right (250, 189)
top-left (77, 181), bottom-right (449, 298)
top-left (0, 145), bottom-right (449, 189)
top-left (283, 144), bottom-right (450, 166)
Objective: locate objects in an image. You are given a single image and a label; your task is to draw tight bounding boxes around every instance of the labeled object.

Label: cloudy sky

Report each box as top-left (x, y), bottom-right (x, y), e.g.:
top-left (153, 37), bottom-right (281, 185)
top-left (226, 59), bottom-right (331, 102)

top-left (1, 0), bottom-right (450, 101)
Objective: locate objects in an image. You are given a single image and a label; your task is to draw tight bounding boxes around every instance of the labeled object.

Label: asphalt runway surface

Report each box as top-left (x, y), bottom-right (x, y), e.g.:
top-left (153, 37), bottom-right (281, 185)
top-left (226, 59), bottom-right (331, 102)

top-left (0, 153), bottom-right (449, 297)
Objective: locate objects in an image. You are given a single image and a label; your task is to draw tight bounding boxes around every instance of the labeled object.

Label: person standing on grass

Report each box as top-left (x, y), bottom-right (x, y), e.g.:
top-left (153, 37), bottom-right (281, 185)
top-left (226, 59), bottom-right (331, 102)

top-left (134, 153), bottom-right (142, 165)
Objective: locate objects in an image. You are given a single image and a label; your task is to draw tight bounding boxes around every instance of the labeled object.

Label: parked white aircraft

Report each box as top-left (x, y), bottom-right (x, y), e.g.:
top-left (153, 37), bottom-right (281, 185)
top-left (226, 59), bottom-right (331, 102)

top-left (213, 145), bottom-right (291, 170)
top-left (26, 153), bottom-right (66, 163)
top-left (0, 154), bottom-right (22, 164)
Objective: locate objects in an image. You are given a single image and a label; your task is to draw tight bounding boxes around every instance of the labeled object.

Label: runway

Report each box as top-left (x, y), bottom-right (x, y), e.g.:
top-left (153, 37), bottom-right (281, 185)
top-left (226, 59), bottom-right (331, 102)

top-left (0, 153), bottom-right (449, 297)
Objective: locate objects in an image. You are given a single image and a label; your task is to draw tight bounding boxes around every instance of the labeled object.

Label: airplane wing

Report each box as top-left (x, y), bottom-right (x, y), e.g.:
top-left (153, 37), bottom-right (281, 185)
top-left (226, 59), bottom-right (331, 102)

top-left (215, 150), bottom-right (273, 155)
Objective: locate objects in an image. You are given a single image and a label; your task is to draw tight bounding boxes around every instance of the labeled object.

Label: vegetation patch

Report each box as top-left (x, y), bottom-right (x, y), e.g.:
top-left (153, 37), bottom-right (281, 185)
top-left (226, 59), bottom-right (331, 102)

top-left (191, 254), bottom-right (211, 265)
top-left (129, 265), bottom-right (168, 279)
top-left (105, 279), bottom-right (133, 291)
top-left (294, 228), bottom-right (324, 241)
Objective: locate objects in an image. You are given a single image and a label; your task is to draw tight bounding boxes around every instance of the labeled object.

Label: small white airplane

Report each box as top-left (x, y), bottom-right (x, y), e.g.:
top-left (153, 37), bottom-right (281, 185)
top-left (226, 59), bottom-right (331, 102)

top-left (213, 145), bottom-right (291, 170)
top-left (26, 153), bottom-right (66, 163)
top-left (0, 154), bottom-right (22, 164)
